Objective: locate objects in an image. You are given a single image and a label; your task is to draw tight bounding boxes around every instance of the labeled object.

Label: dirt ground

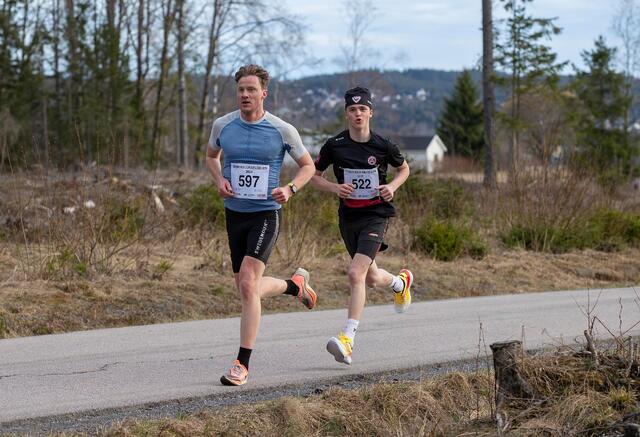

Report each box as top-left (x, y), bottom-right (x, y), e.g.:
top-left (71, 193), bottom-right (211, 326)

top-left (1, 237), bottom-right (639, 338)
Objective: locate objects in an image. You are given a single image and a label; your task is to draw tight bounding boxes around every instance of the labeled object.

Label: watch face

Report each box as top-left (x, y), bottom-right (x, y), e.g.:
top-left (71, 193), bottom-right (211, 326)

top-left (289, 183), bottom-right (297, 194)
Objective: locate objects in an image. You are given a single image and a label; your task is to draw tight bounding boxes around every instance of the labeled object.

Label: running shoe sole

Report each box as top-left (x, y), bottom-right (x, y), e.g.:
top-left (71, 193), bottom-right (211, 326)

top-left (220, 374), bottom-right (247, 386)
top-left (326, 337), bottom-right (352, 365)
top-left (292, 267), bottom-right (317, 310)
top-left (394, 269), bottom-right (413, 314)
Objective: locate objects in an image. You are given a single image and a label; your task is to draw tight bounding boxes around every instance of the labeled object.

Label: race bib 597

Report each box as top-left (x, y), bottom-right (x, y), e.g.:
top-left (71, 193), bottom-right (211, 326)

top-left (230, 163), bottom-right (269, 199)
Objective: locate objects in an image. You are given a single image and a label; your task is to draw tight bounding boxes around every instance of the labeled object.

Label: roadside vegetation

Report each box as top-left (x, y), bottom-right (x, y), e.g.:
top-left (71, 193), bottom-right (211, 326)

top-left (55, 315), bottom-right (639, 436)
top-left (1, 166), bottom-right (639, 339)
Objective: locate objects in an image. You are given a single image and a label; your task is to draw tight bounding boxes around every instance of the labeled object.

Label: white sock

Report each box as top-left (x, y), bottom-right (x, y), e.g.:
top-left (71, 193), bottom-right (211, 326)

top-left (343, 319), bottom-right (359, 342)
top-left (390, 275), bottom-right (404, 293)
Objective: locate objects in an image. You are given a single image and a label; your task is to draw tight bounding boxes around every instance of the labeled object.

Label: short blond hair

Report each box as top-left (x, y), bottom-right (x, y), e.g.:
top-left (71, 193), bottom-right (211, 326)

top-left (234, 64), bottom-right (269, 89)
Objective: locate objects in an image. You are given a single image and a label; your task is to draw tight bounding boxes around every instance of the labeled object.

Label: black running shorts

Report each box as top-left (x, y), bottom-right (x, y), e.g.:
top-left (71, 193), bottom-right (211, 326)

top-left (225, 208), bottom-right (281, 273)
top-left (338, 214), bottom-right (389, 260)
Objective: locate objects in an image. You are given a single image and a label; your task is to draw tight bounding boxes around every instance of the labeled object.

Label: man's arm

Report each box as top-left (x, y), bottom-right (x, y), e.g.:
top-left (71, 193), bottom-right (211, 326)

top-left (378, 160), bottom-right (410, 202)
top-left (271, 151), bottom-right (315, 204)
top-left (205, 146), bottom-right (234, 198)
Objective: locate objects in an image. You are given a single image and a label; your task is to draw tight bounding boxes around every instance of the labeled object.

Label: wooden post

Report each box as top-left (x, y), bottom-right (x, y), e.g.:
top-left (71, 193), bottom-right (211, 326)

top-left (490, 340), bottom-right (535, 411)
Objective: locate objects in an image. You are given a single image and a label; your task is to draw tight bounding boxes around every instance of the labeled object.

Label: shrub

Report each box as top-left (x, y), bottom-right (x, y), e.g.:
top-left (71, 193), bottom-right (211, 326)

top-left (102, 199), bottom-right (146, 241)
top-left (413, 218), bottom-right (487, 261)
top-left (396, 175), bottom-right (474, 230)
top-left (502, 209), bottom-right (640, 253)
top-left (180, 184), bottom-right (225, 228)
top-left (0, 313), bottom-right (7, 339)
top-left (45, 246), bottom-right (88, 279)
top-left (584, 209), bottom-right (640, 251)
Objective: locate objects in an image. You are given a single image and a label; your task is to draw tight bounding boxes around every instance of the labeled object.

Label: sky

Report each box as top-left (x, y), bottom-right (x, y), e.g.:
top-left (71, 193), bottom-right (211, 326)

top-left (283, 0), bottom-right (622, 78)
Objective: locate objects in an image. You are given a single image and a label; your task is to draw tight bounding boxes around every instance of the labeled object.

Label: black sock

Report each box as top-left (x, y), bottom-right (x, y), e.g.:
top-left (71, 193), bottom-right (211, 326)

top-left (237, 347), bottom-right (252, 370)
top-left (283, 279), bottom-right (300, 296)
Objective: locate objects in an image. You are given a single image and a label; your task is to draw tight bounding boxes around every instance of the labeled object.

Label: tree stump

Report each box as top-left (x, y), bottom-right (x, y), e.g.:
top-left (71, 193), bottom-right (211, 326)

top-left (625, 423), bottom-right (640, 437)
top-left (490, 340), bottom-right (535, 411)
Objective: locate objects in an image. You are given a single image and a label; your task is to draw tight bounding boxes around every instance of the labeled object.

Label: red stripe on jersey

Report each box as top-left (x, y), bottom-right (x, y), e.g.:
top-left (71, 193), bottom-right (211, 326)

top-left (344, 198), bottom-right (384, 208)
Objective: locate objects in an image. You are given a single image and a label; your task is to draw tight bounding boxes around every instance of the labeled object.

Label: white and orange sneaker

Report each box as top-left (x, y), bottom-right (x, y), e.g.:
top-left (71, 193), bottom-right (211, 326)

top-left (291, 268), bottom-right (317, 310)
top-left (394, 269), bottom-right (413, 313)
top-left (326, 332), bottom-right (353, 365)
top-left (220, 360), bottom-right (249, 386)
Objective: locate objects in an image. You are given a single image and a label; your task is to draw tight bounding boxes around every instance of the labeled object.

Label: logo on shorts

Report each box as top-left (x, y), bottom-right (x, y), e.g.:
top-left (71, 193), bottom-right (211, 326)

top-left (368, 233), bottom-right (379, 237)
top-left (367, 156), bottom-right (377, 165)
top-left (352, 96), bottom-right (361, 103)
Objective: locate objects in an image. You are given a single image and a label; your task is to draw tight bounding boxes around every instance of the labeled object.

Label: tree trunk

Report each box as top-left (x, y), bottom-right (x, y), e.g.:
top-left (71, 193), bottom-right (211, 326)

top-left (150, 0), bottom-right (175, 164)
top-left (194, 0), bottom-right (226, 168)
top-left (176, 0), bottom-right (188, 167)
top-left (53, 0), bottom-right (62, 142)
top-left (482, 0), bottom-right (497, 188)
top-left (65, 0), bottom-right (81, 160)
top-left (490, 340), bottom-right (535, 412)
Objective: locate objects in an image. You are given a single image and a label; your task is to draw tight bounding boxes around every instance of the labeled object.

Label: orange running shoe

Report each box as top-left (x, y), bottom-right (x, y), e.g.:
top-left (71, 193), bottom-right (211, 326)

top-left (220, 360), bottom-right (248, 386)
top-left (291, 268), bottom-right (317, 310)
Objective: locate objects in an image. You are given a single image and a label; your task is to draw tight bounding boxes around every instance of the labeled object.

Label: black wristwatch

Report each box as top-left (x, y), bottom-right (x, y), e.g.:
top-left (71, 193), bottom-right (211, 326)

top-left (287, 182), bottom-right (298, 196)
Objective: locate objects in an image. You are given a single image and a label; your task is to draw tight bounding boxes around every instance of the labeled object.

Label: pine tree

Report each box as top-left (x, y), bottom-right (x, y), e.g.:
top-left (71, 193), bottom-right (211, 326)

top-left (436, 70), bottom-right (484, 158)
top-left (495, 0), bottom-right (565, 179)
top-left (571, 36), bottom-right (633, 174)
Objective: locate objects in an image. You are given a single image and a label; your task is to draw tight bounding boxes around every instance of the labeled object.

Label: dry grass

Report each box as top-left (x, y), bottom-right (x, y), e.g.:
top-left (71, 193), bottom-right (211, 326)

top-left (38, 342), bottom-right (633, 436)
top-left (1, 168), bottom-right (640, 338)
top-left (2, 240), bottom-right (640, 338)
top-left (96, 371), bottom-right (495, 437)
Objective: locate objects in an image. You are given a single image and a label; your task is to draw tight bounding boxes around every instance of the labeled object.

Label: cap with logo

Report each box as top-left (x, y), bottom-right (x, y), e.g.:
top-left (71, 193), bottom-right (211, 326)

top-left (344, 86), bottom-right (373, 109)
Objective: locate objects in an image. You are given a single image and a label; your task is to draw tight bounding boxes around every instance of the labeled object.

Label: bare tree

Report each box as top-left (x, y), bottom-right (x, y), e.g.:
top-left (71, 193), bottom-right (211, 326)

top-left (150, 0), bottom-right (176, 163)
top-left (519, 87), bottom-right (572, 183)
top-left (335, 0), bottom-right (379, 86)
top-left (482, 0), bottom-right (497, 188)
top-left (611, 0), bottom-right (640, 135)
top-left (176, 0), bottom-right (188, 167)
top-left (192, 0), bottom-right (310, 168)
top-left (193, 0), bottom-right (228, 168)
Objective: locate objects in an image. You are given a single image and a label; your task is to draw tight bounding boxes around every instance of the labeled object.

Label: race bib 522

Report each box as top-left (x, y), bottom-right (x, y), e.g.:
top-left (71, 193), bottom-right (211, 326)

top-left (344, 168), bottom-right (379, 199)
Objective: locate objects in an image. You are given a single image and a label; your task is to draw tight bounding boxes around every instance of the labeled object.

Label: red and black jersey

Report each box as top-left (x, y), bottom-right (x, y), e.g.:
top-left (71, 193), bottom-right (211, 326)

top-left (314, 130), bottom-right (405, 219)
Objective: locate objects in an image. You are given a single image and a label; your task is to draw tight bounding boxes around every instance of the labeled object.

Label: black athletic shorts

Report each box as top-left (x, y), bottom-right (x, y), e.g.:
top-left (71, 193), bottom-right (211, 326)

top-left (338, 214), bottom-right (389, 260)
top-left (225, 208), bottom-right (281, 273)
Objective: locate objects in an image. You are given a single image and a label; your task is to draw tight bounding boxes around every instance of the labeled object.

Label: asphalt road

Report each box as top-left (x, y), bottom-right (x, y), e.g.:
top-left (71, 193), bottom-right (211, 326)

top-left (1, 287), bottom-right (640, 426)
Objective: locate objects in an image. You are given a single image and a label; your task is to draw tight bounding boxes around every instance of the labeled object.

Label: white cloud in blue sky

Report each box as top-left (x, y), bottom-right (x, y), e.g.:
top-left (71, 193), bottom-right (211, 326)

top-left (284, 0), bottom-right (619, 77)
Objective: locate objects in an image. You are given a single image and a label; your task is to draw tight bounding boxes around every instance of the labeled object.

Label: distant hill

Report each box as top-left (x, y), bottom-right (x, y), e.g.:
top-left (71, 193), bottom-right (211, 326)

top-left (270, 69), bottom-right (480, 136)
top-left (262, 68), bottom-right (639, 138)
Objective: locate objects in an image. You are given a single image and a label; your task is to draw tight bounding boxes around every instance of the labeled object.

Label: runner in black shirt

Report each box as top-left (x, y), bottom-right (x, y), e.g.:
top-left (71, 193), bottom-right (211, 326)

top-left (312, 86), bottom-right (413, 365)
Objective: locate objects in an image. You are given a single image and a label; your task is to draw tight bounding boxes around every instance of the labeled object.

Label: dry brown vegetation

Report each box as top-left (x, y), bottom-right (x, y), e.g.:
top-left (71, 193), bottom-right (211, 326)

top-left (2, 167), bottom-right (640, 435)
top-left (0, 167), bottom-right (639, 338)
top-left (54, 341), bottom-right (639, 436)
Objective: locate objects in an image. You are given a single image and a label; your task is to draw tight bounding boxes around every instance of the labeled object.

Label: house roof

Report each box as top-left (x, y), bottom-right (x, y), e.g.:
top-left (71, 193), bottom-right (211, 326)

top-left (391, 135), bottom-right (435, 150)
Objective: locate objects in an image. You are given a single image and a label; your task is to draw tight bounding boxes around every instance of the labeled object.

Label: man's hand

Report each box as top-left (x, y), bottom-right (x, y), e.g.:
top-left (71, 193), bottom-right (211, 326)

top-left (336, 183), bottom-right (355, 199)
top-left (217, 178), bottom-right (235, 198)
top-left (271, 186), bottom-right (292, 204)
top-left (378, 184), bottom-right (395, 201)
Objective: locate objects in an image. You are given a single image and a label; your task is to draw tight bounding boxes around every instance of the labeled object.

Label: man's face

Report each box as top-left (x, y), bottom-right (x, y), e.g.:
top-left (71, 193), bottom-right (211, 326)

top-left (237, 75), bottom-right (267, 114)
top-left (345, 104), bottom-right (372, 129)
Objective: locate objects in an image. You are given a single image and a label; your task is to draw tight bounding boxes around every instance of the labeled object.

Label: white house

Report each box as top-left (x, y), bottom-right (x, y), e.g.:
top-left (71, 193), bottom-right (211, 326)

top-left (394, 134), bottom-right (448, 173)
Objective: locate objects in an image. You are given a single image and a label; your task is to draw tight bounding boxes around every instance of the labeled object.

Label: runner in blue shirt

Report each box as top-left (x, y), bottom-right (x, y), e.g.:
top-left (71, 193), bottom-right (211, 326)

top-left (206, 64), bottom-right (317, 386)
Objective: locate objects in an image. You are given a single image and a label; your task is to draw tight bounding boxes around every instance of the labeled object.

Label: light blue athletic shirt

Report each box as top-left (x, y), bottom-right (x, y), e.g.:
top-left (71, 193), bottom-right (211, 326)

top-left (208, 110), bottom-right (307, 213)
